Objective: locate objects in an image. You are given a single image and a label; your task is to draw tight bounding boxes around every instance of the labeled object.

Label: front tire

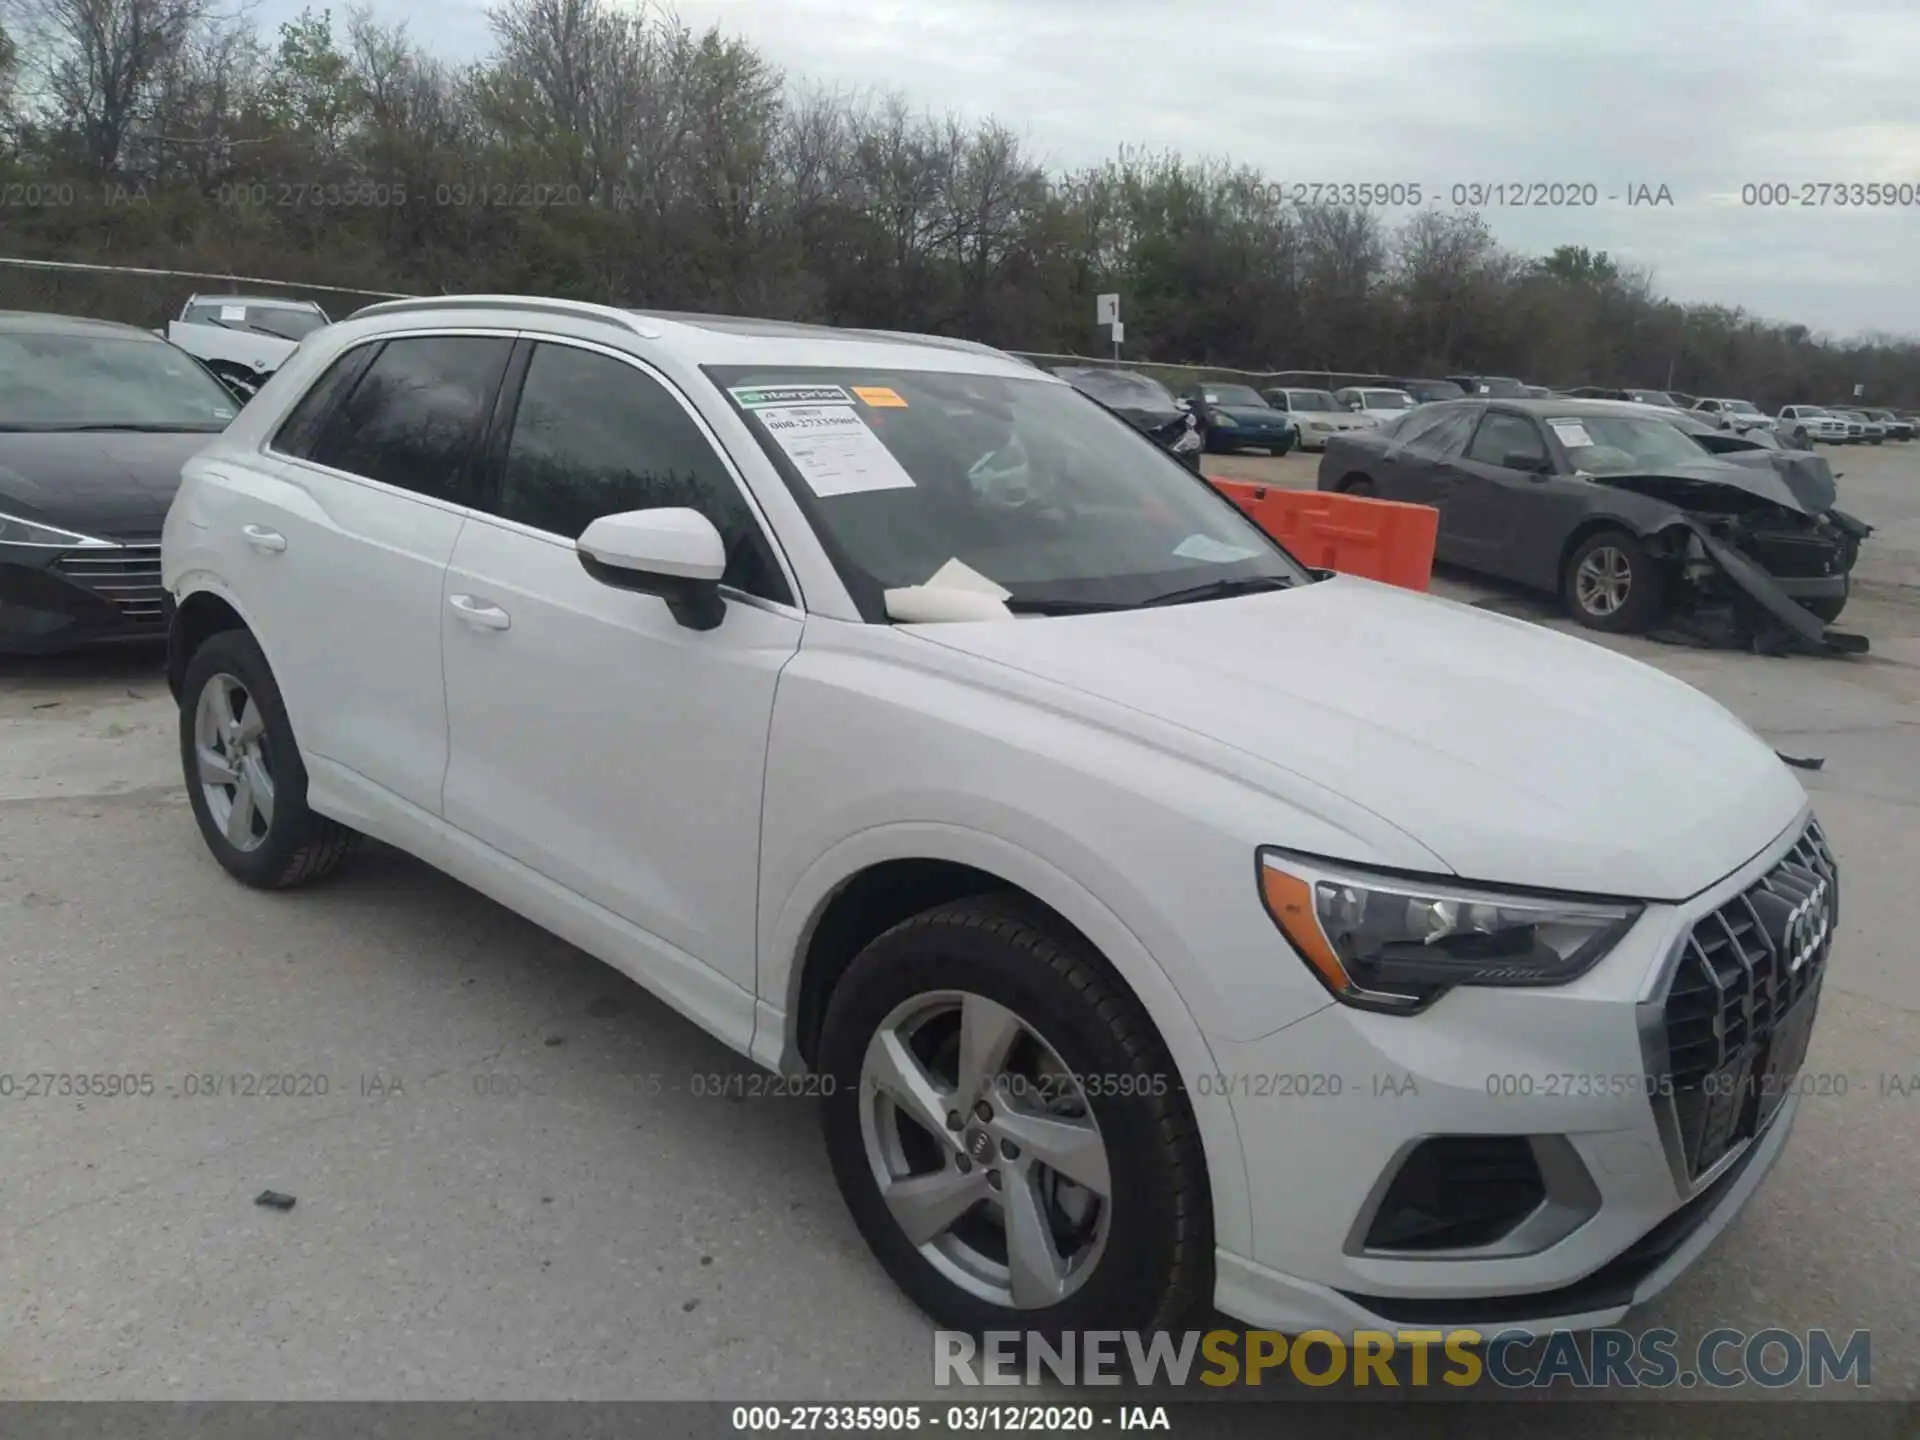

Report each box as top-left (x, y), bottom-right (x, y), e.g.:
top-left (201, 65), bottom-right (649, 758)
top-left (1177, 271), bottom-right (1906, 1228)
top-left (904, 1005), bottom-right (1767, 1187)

top-left (180, 629), bottom-right (360, 888)
top-left (1563, 529), bottom-right (1666, 633)
top-left (819, 896), bottom-right (1211, 1336)
top-left (1339, 475), bottom-right (1378, 496)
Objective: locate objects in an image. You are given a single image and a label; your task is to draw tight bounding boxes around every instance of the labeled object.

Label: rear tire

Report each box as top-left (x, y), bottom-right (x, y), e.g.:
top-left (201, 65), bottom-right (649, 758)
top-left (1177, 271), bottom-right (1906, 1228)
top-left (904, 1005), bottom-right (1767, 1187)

top-left (818, 896), bottom-right (1211, 1337)
top-left (1339, 475), bottom-right (1378, 496)
top-left (180, 629), bottom-right (361, 889)
top-left (1563, 529), bottom-right (1666, 633)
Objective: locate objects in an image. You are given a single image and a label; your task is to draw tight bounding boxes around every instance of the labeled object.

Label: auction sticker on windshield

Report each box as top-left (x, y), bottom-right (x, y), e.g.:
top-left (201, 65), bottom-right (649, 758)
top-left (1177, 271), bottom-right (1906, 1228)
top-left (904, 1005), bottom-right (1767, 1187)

top-left (1548, 419), bottom-right (1594, 448)
top-left (759, 404), bottom-right (918, 497)
top-left (852, 386), bottom-right (908, 407)
top-left (729, 384), bottom-right (854, 409)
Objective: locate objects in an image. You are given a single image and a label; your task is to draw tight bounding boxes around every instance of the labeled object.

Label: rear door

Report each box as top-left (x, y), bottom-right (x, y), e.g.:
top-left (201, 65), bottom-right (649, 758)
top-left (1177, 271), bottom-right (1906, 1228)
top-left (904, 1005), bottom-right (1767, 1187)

top-left (239, 332), bottom-right (513, 815)
top-left (1376, 402), bottom-right (1479, 514)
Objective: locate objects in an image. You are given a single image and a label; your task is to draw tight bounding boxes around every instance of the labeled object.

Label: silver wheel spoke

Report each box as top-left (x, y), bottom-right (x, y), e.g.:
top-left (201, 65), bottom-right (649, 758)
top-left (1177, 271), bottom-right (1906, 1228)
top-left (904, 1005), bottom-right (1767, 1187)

top-left (234, 702), bottom-right (266, 745)
top-left (196, 746), bottom-right (239, 787)
top-left (956, 994), bottom-right (1023, 1105)
top-left (996, 1109), bottom-right (1111, 1197)
top-left (224, 774), bottom-right (256, 844)
top-left (882, 1166), bottom-right (989, 1246)
top-left (206, 681), bottom-right (239, 735)
top-left (1002, 1167), bottom-right (1071, 1308)
top-left (241, 753), bottom-right (276, 827)
top-left (866, 1029), bottom-right (955, 1141)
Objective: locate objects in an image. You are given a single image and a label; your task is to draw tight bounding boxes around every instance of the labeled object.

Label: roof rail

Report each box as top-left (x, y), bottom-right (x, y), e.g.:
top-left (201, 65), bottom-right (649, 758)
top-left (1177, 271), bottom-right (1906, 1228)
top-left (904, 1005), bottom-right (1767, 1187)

top-left (346, 294), bottom-right (652, 335)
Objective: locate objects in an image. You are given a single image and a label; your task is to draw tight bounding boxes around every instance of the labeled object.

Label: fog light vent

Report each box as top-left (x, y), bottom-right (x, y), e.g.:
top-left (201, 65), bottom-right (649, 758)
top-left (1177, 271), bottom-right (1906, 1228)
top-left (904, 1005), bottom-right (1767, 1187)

top-left (1362, 1136), bottom-right (1546, 1252)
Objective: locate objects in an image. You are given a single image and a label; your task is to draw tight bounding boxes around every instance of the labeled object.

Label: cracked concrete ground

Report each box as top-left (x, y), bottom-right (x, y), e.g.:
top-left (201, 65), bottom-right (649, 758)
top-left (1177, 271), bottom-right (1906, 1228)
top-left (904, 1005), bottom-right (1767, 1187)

top-left (1, 444), bottom-right (1917, 1411)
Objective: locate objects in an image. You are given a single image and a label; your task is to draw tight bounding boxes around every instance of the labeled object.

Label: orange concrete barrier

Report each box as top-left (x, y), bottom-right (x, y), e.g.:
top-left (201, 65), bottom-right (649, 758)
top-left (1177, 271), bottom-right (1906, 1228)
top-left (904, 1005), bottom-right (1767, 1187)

top-left (1209, 479), bottom-right (1438, 592)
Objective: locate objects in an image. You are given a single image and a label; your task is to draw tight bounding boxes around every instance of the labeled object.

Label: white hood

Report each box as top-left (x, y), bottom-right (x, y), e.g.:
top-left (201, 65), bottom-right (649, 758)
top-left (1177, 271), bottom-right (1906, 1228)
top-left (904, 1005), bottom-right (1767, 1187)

top-left (913, 576), bottom-right (1805, 901)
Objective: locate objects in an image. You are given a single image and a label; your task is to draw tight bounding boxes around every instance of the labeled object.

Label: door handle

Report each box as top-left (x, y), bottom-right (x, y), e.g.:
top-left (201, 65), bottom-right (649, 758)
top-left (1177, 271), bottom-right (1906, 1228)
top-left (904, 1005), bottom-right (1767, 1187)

top-left (448, 593), bottom-right (511, 631)
top-left (241, 524), bottom-right (287, 552)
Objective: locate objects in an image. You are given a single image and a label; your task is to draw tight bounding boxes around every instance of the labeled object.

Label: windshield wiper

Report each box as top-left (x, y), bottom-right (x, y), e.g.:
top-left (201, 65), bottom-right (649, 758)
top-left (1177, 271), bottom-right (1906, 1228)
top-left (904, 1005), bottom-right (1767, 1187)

top-left (1003, 596), bottom-right (1132, 616)
top-left (1137, 574), bottom-right (1299, 608)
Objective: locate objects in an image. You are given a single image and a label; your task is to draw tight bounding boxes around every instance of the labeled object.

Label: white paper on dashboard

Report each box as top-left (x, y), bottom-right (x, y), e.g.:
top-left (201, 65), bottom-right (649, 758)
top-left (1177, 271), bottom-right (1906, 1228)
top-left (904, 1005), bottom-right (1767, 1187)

top-left (218, 305), bottom-right (247, 322)
top-left (1173, 533), bottom-right (1263, 563)
top-left (882, 586), bottom-right (1014, 622)
top-left (758, 405), bottom-right (917, 497)
top-left (1548, 419), bottom-right (1594, 448)
top-left (924, 557), bottom-right (1012, 599)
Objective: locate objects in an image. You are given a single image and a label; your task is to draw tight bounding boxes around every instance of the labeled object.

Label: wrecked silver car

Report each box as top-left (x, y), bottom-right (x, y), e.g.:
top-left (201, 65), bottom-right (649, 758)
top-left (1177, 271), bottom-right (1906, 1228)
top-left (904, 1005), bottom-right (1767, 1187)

top-left (1317, 397), bottom-right (1871, 653)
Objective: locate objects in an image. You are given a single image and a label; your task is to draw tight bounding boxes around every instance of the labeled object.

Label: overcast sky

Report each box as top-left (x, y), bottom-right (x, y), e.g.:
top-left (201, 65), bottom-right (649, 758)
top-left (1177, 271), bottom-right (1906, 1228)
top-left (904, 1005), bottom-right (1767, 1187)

top-left (314, 0), bottom-right (1920, 339)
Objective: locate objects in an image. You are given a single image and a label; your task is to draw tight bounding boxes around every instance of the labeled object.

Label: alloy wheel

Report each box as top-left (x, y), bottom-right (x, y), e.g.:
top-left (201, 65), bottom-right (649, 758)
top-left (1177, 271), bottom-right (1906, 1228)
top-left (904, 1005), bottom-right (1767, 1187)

top-left (858, 990), bottom-right (1113, 1310)
top-left (1575, 546), bottom-right (1632, 617)
top-left (193, 671), bottom-right (275, 852)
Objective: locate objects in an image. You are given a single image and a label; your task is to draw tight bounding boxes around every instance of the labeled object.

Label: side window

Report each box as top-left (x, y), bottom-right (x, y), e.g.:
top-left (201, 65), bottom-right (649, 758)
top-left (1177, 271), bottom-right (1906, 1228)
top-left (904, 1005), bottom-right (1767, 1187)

top-left (1466, 412), bottom-right (1549, 468)
top-left (497, 343), bottom-right (791, 604)
top-left (271, 343), bottom-right (379, 459)
top-left (1267, 393), bottom-right (1289, 411)
top-left (309, 336), bottom-right (513, 506)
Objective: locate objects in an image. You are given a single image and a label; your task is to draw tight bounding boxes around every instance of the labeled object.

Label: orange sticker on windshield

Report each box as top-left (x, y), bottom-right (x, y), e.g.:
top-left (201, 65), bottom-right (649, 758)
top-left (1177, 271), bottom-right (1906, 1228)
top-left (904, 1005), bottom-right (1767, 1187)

top-left (853, 386), bottom-right (907, 408)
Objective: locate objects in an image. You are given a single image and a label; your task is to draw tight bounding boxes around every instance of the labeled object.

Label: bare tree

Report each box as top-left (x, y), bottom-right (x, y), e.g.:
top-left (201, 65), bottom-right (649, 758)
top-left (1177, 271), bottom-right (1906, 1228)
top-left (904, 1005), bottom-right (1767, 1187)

top-left (14, 0), bottom-right (223, 175)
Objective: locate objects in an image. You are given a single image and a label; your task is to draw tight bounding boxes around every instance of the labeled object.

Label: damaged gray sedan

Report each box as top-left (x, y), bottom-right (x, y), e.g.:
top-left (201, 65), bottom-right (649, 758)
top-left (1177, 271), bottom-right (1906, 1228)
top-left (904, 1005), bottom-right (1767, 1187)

top-left (1318, 398), bottom-right (1870, 650)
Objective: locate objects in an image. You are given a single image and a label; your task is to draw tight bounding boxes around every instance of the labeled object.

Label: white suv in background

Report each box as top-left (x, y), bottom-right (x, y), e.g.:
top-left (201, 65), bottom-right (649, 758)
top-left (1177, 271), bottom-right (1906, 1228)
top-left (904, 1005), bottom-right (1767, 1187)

top-left (162, 296), bottom-right (1833, 1338)
top-left (1691, 397), bottom-right (1772, 433)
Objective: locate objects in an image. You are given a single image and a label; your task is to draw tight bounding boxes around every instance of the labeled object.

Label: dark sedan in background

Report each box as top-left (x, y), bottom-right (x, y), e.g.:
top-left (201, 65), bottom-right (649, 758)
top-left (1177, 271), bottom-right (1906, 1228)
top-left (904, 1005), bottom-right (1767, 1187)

top-left (0, 311), bottom-right (237, 653)
top-left (1445, 373), bottom-right (1531, 398)
top-left (1317, 397), bottom-right (1864, 640)
top-left (1178, 381), bottom-right (1296, 455)
top-left (1051, 365), bottom-right (1205, 470)
top-left (1382, 376), bottom-right (1467, 403)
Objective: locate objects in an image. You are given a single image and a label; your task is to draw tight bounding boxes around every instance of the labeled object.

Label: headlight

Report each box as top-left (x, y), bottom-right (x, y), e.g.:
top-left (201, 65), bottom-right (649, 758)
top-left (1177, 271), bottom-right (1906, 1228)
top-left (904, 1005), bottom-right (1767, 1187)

top-left (0, 510), bottom-right (115, 548)
top-left (1212, 412), bottom-right (1238, 428)
top-left (1171, 427), bottom-right (1202, 453)
top-left (1257, 850), bottom-right (1642, 1014)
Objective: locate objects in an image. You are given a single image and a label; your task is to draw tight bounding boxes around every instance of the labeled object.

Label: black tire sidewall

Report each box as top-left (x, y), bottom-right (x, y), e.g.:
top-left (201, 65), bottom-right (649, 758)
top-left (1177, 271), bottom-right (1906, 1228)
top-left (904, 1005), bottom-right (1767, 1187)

top-left (1564, 530), bottom-right (1663, 633)
top-left (818, 903), bottom-right (1205, 1336)
top-left (179, 630), bottom-right (322, 886)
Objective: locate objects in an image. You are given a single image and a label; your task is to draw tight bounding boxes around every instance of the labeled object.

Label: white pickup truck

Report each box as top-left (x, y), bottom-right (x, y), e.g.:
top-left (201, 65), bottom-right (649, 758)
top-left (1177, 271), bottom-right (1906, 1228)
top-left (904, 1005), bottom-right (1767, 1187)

top-left (164, 295), bottom-right (331, 399)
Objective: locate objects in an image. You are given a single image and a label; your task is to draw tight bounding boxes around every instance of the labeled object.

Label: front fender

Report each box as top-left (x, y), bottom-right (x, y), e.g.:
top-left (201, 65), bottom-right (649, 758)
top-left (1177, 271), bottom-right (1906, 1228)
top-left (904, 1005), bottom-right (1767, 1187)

top-left (758, 818), bottom-right (1260, 1260)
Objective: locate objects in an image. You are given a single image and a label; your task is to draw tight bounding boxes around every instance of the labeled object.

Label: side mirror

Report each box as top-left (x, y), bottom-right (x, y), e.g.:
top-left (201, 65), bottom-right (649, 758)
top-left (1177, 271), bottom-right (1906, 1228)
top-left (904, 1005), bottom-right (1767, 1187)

top-left (1504, 452), bottom-right (1552, 475)
top-left (577, 507), bottom-right (728, 631)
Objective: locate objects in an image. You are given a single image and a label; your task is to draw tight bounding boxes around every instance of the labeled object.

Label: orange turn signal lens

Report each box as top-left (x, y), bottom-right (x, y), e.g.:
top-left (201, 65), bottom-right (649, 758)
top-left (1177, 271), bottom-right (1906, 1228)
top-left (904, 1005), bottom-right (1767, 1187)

top-left (1258, 862), bottom-right (1351, 995)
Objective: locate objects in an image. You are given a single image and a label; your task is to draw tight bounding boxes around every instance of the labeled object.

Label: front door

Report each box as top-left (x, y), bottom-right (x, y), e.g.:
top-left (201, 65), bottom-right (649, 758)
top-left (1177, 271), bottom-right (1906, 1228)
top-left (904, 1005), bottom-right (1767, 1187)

top-left (438, 338), bottom-right (802, 1009)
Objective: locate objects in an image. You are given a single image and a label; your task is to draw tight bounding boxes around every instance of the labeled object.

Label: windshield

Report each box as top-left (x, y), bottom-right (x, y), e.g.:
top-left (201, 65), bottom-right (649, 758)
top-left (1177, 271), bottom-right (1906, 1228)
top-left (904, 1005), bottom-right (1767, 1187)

top-left (1477, 377), bottom-right (1529, 398)
top-left (0, 332), bottom-right (238, 431)
top-left (1061, 369), bottom-right (1176, 408)
top-left (1202, 383), bottom-right (1268, 407)
top-left (1727, 400), bottom-right (1760, 414)
top-left (1360, 390), bottom-right (1413, 409)
top-left (1400, 380), bottom-right (1464, 402)
top-left (1625, 390), bottom-right (1681, 409)
top-left (183, 302), bottom-right (328, 341)
top-left (1545, 414), bottom-right (1712, 474)
top-left (711, 366), bottom-right (1308, 618)
top-left (1795, 406), bottom-right (1829, 417)
top-left (1285, 390), bottom-right (1338, 411)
